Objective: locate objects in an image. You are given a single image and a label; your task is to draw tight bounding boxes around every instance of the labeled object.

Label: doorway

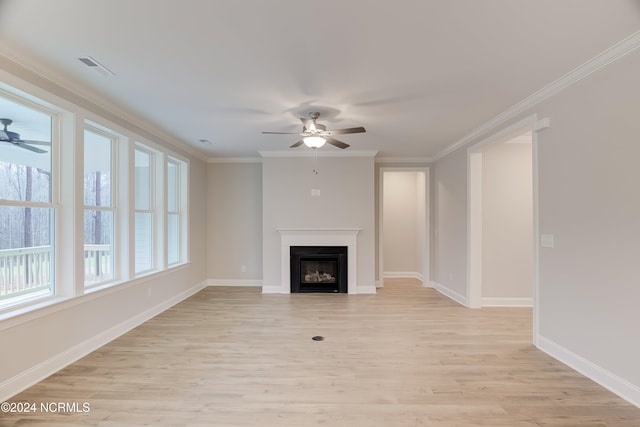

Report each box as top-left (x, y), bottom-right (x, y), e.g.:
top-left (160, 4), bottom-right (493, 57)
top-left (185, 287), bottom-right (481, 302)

top-left (468, 126), bottom-right (536, 305)
top-left (379, 167), bottom-right (430, 287)
top-left (468, 115), bottom-right (548, 343)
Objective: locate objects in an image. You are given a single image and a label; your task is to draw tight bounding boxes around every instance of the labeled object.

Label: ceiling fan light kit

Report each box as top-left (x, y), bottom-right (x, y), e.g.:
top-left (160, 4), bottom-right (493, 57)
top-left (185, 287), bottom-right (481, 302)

top-left (303, 136), bottom-right (326, 148)
top-left (262, 112), bottom-right (365, 150)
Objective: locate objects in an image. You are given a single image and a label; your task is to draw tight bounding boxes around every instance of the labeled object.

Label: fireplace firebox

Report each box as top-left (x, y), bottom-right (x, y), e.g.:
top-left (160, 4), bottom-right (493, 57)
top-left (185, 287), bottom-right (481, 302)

top-left (290, 246), bottom-right (347, 293)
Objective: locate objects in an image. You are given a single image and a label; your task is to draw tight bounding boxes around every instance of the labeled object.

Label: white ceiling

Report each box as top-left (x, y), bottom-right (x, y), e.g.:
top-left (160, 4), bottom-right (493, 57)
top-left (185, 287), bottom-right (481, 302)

top-left (1, 0), bottom-right (639, 160)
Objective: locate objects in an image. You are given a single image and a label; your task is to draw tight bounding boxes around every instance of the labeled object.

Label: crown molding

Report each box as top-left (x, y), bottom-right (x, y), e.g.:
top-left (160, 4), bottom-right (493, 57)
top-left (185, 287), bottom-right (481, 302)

top-left (259, 150), bottom-right (378, 158)
top-left (435, 30), bottom-right (640, 161)
top-left (207, 157), bottom-right (262, 164)
top-left (0, 42), bottom-right (205, 160)
top-left (375, 156), bottom-right (434, 164)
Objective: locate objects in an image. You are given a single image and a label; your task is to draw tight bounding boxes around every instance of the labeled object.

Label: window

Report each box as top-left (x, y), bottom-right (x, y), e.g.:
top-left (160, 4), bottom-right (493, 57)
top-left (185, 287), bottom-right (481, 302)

top-left (0, 93), bottom-right (55, 306)
top-left (134, 147), bottom-right (154, 274)
top-left (83, 126), bottom-right (115, 286)
top-left (0, 79), bottom-right (190, 314)
top-left (166, 157), bottom-right (187, 265)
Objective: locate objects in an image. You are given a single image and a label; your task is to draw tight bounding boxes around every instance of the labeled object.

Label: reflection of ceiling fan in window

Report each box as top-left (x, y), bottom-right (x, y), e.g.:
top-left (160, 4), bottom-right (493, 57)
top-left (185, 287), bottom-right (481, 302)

top-left (0, 118), bottom-right (50, 153)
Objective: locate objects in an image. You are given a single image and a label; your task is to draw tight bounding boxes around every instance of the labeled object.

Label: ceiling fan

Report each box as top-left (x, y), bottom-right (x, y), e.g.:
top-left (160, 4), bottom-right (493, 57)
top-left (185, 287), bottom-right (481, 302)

top-left (0, 118), bottom-right (50, 154)
top-left (262, 112), bottom-right (365, 149)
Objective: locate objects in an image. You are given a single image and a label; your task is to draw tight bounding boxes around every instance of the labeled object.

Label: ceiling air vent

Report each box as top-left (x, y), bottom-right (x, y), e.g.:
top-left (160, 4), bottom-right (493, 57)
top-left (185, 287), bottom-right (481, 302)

top-left (78, 56), bottom-right (115, 77)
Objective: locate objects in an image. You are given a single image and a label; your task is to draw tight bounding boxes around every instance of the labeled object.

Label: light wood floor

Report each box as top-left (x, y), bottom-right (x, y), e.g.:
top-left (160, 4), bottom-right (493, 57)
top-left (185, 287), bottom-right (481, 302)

top-left (2, 280), bottom-right (639, 426)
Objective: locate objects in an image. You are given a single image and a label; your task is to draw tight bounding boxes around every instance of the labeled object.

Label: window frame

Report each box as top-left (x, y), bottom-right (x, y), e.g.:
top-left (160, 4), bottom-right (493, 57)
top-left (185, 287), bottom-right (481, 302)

top-left (0, 88), bottom-right (59, 310)
top-left (0, 75), bottom-right (191, 318)
top-left (82, 124), bottom-right (118, 288)
top-left (133, 144), bottom-right (157, 276)
top-left (166, 156), bottom-right (188, 266)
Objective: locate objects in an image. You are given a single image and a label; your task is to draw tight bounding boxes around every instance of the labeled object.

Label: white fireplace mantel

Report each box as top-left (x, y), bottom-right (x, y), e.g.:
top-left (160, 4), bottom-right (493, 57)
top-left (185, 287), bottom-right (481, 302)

top-left (272, 228), bottom-right (361, 294)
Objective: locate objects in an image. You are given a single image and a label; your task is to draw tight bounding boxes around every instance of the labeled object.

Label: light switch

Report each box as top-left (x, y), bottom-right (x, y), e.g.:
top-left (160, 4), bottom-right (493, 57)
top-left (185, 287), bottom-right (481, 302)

top-left (540, 234), bottom-right (554, 248)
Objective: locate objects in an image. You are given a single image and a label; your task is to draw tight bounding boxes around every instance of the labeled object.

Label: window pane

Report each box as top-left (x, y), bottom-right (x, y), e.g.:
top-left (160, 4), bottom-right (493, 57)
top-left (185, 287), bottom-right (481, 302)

top-left (84, 210), bottom-right (113, 285)
top-left (84, 130), bottom-right (112, 207)
top-left (167, 213), bottom-right (179, 265)
top-left (134, 149), bottom-right (151, 210)
top-left (0, 206), bottom-right (53, 301)
top-left (167, 161), bottom-right (177, 212)
top-left (134, 212), bottom-right (153, 273)
top-left (0, 97), bottom-right (52, 203)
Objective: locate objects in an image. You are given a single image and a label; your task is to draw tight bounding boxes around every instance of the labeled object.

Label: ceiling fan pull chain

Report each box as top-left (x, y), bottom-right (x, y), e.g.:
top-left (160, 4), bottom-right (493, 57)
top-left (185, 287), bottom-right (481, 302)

top-left (313, 148), bottom-right (319, 175)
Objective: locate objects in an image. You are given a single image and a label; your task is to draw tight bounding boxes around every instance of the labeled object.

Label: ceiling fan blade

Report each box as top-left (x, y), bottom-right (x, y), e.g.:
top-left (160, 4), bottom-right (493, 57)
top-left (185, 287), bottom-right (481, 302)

top-left (325, 137), bottom-right (349, 149)
top-left (11, 142), bottom-right (47, 153)
top-left (290, 140), bottom-right (304, 148)
top-left (262, 131), bottom-right (301, 135)
top-left (18, 139), bottom-right (51, 146)
top-left (326, 126), bottom-right (366, 135)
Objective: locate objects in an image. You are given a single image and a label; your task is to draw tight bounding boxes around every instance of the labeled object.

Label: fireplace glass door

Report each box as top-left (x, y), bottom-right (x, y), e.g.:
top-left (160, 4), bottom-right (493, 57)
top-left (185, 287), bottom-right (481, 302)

top-left (300, 259), bottom-right (337, 284)
top-left (290, 246), bottom-right (347, 293)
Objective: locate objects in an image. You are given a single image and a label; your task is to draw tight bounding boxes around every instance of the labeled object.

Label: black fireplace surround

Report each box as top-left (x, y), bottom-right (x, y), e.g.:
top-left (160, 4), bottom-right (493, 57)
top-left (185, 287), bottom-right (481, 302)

top-left (290, 246), bottom-right (347, 293)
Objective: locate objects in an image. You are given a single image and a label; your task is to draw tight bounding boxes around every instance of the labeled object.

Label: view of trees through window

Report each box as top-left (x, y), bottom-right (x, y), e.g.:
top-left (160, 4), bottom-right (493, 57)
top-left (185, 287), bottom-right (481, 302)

top-left (0, 94), bottom-right (54, 302)
top-left (84, 127), bottom-right (114, 285)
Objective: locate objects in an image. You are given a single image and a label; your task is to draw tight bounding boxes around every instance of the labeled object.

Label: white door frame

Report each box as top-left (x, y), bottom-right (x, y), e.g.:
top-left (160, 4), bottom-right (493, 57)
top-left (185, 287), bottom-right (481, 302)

top-left (467, 114), bottom-right (549, 344)
top-left (378, 167), bottom-right (430, 287)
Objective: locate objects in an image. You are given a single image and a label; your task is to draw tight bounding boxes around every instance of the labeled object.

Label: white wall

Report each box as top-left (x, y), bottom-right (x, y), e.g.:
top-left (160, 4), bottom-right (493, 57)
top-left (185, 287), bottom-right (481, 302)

top-left (433, 148), bottom-right (468, 303)
top-left (534, 50), bottom-right (640, 392)
top-left (481, 140), bottom-right (533, 300)
top-left (206, 162), bottom-right (262, 283)
top-left (433, 48), bottom-right (640, 403)
top-left (262, 155), bottom-right (376, 292)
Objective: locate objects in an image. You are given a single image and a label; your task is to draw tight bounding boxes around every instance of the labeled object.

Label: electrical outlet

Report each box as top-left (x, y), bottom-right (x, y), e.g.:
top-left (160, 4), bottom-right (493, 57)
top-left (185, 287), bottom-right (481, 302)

top-left (540, 234), bottom-right (554, 248)
top-left (147, 287), bottom-right (152, 297)
top-left (240, 265), bottom-right (247, 273)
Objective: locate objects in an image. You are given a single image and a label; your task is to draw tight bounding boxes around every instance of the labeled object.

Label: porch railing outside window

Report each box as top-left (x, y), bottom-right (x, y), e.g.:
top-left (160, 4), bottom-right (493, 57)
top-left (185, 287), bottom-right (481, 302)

top-left (0, 245), bottom-right (51, 299)
top-left (0, 245), bottom-right (114, 299)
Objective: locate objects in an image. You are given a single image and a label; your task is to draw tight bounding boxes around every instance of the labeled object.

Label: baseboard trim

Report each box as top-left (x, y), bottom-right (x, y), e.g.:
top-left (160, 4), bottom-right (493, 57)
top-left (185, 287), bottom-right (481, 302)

top-left (383, 271), bottom-right (424, 282)
top-left (261, 285), bottom-right (284, 294)
top-left (0, 280), bottom-right (208, 402)
top-left (356, 285), bottom-right (377, 294)
top-left (481, 297), bottom-right (533, 307)
top-left (207, 279), bottom-right (263, 287)
top-left (537, 334), bottom-right (640, 408)
top-left (432, 281), bottom-right (469, 307)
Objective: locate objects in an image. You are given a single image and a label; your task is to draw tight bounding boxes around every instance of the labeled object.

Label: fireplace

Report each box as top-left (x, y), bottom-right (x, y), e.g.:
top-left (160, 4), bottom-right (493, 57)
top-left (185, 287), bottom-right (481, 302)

top-left (290, 246), bottom-right (347, 293)
top-left (273, 228), bottom-right (360, 294)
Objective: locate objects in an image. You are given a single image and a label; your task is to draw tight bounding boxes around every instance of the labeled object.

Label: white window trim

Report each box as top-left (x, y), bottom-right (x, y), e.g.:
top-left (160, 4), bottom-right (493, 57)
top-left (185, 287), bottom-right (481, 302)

top-left (0, 88), bottom-right (60, 310)
top-left (0, 73), bottom-right (192, 318)
top-left (83, 124), bottom-right (118, 288)
top-left (133, 144), bottom-right (157, 276)
top-left (166, 156), bottom-right (189, 266)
